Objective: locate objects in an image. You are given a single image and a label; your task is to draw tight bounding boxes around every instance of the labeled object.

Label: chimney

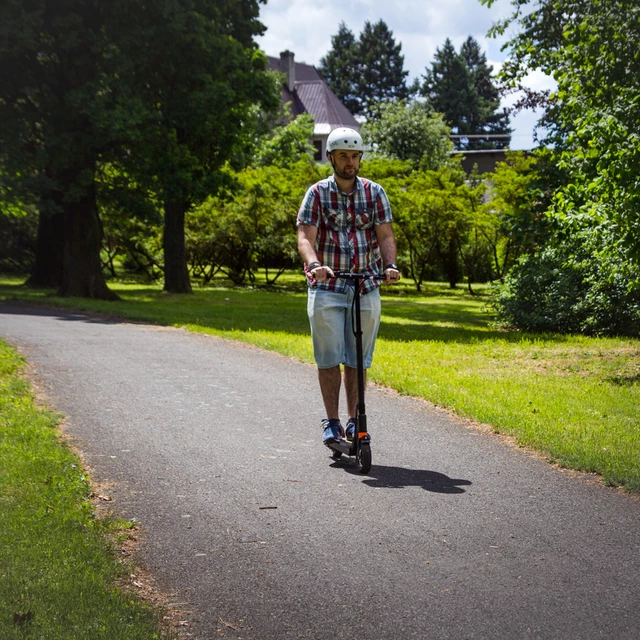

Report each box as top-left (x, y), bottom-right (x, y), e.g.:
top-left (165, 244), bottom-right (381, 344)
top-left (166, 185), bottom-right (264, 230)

top-left (280, 50), bottom-right (295, 92)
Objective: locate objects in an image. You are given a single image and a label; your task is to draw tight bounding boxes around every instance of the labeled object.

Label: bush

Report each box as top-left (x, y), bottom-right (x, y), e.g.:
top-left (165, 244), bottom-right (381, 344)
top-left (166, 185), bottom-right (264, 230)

top-left (0, 207), bottom-right (37, 274)
top-left (491, 233), bottom-right (640, 336)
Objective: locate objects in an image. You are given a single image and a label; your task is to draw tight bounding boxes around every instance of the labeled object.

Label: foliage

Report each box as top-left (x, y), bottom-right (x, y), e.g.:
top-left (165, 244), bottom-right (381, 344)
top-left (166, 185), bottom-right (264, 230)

top-left (96, 166), bottom-right (164, 282)
top-left (422, 37), bottom-right (510, 149)
top-left (483, 0), bottom-right (640, 260)
top-left (110, 0), bottom-right (280, 293)
top-left (382, 161), bottom-right (488, 291)
top-left (186, 160), bottom-right (323, 285)
top-left (318, 19), bottom-right (411, 118)
top-left (0, 0), bottom-right (280, 297)
top-left (483, 0), bottom-right (640, 335)
top-left (361, 101), bottom-right (454, 171)
top-left (253, 112), bottom-right (316, 168)
top-left (491, 226), bottom-right (640, 336)
top-left (482, 151), bottom-right (545, 279)
top-left (0, 200), bottom-right (37, 274)
top-left (316, 22), bottom-right (361, 115)
top-left (0, 0), bottom-right (123, 298)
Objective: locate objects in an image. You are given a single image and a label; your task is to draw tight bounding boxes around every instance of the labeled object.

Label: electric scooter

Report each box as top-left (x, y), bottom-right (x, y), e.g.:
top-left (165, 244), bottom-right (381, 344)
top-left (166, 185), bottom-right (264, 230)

top-left (325, 271), bottom-right (384, 474)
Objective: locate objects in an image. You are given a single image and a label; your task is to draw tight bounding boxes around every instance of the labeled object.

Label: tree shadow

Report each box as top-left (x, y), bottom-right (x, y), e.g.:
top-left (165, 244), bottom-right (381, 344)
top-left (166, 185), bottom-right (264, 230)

top-left (332, 461), bottom-right (472, 494)
top-left (0, 303), bottom-right (122, 324)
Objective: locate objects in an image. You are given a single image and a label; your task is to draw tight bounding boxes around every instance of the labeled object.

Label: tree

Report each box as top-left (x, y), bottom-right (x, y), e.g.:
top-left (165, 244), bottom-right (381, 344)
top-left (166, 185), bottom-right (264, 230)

top-left (482, 152), bottom-right (544, 280)
top-left (361, 101), bottom-right (453, 170)
top-left (318, 19), bottom-right (411, 118)
top-left (422, 37), bottom-right (511, 149)
top-left (317, 22), bottom-right (361, 115)
top-left (186, 160), bottom-right (323, 285)
top-left (483, 0), bottom-right (640, 335)
top-left (0, 1), bottom-right (279, 298)
top-left (0, 0), bottom-right (121, 299)
top-left (386, 164), bottom-right (483, 291)
top-left (113, 0), bottom-right (280, 294)
top-left (357, 20), bottom-right (411, 118)
top-left (459, 37), bottom-right (511, 149)
top-left (253, 111), bottom-right (316, 168)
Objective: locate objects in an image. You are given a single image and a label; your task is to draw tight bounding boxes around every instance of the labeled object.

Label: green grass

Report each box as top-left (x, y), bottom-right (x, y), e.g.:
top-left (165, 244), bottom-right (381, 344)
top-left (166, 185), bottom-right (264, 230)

top-left (1, 274), bottom-right (639, 492)
top-left (0, 338), bottom-right (172, 639)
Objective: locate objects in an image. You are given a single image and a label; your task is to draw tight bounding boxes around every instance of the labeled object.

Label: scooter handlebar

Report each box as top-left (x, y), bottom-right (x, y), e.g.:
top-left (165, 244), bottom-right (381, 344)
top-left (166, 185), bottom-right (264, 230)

top-left (333, 271), bottom-right (385, 281)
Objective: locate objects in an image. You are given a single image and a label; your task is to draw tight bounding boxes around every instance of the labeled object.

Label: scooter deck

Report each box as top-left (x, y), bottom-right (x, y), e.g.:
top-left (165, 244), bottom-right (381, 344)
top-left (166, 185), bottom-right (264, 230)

top-left (326, 437), bottom-right (355, 457)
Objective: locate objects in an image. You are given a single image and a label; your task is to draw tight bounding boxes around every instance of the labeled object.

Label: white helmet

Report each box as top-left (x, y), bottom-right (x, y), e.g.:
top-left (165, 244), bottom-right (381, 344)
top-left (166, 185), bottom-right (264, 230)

top-left (326, 127), bottom-right (364, 154)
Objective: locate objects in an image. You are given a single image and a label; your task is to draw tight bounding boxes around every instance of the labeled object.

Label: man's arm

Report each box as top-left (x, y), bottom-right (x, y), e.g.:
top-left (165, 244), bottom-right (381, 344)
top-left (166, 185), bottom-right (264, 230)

top-left (376, 222), bottom-right (400, 284)
top-left (297, 225), bottom-right (334, 281)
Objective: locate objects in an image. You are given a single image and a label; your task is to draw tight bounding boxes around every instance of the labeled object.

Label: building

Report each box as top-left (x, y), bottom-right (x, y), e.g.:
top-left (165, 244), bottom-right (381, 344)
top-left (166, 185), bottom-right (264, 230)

top-left (267, 51), bottom-right (360, 162)
top-left (455, 149), bottom-right (509, 175)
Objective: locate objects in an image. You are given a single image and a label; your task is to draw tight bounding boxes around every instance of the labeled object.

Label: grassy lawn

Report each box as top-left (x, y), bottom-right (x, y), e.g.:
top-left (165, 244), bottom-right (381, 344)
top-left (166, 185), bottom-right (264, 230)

top-left (1, 274), bottom-right (639, 492)
top-left (0, 339), bottom-right (173, 639)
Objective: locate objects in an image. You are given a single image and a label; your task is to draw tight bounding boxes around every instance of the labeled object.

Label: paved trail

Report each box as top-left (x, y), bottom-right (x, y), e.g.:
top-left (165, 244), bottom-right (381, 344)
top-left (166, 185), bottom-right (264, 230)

top-left (1, 303), bottom-right (638, 640)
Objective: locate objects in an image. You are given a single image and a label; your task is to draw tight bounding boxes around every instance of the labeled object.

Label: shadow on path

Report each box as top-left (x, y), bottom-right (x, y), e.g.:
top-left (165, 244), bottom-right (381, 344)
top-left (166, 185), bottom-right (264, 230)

top-left (332, 461), bottom-right (472, 494)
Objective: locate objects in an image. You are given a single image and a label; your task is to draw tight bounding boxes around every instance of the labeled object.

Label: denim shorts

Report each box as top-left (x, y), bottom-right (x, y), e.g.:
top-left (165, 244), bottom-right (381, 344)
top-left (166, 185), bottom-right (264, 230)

top-left (307, 286), bottom-right (381, 369)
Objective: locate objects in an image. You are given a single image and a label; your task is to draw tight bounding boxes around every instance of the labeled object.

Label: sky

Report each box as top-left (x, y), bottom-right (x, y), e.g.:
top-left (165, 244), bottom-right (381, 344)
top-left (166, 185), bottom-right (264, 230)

top-left (255, 0), bottom-right (556, 150)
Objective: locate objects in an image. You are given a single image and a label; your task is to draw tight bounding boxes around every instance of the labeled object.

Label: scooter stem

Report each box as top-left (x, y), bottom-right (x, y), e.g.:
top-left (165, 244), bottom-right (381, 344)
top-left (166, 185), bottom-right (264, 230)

top-left (353, 283), bottom-right (367, 436)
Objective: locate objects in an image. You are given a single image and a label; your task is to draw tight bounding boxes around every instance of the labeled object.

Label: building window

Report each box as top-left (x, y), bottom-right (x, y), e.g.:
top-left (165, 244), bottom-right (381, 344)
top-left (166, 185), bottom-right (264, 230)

top-left (312, 140), bottom-right (323, 162)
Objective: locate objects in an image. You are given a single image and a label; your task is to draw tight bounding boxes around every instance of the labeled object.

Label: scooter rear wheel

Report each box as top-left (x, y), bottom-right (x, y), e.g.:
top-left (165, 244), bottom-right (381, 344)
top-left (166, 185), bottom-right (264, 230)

top-left (356, 443), bottom-right (372, 474)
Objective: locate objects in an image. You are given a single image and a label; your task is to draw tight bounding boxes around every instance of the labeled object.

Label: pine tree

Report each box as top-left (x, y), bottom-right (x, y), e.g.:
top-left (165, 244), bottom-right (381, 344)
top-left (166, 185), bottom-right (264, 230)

top-left (460, 37), bottom-right (511, 149)
top-left (318, 22), bottom-right (360, 115)
top-left (422, 37), bottom-right (510, 150)
top-left (319, 20), bottom-right (410, 118)
top-left (357, 20), bottom-right (410, 118)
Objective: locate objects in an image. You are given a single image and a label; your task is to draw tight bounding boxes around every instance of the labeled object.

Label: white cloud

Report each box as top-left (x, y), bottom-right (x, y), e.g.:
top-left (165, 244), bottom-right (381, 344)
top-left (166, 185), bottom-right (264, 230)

top-left (256, 0), bottom-right (550, 149)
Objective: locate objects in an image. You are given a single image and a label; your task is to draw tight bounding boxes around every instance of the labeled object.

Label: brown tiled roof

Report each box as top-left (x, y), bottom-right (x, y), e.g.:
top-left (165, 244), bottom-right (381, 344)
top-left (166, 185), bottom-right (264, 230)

top-left (267, 56), bottom-right (359, 130)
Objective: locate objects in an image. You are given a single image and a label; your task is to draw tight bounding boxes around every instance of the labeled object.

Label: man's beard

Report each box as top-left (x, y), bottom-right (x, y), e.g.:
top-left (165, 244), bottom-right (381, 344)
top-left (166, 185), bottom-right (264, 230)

top-left (331, 161), bottom-right (358, 181)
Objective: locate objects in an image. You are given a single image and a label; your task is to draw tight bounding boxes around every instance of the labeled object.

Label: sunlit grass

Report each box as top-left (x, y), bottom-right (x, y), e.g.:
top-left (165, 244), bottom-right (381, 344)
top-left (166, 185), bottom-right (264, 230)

top-left (0, 339), bottom-right (172, 639)
top-left (1, 274), bottom-right (638, 491)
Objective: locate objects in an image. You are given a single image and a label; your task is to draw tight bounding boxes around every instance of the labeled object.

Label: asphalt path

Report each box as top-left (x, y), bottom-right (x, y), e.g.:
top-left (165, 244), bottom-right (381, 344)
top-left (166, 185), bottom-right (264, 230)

top-left (1, 302), bottom-right (638, 640)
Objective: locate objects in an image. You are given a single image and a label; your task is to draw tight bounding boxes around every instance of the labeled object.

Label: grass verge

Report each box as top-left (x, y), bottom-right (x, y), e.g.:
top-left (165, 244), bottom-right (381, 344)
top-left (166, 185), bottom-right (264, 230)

top-left (1, 275), bottom-right (639, 492)
top-left (0, 338), bottom-right (172, 639)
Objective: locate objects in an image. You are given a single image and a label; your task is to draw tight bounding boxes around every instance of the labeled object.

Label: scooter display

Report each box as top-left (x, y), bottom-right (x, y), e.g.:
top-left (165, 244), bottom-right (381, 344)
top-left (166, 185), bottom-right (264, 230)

top-left (325, 271), bottom-right (384, 474)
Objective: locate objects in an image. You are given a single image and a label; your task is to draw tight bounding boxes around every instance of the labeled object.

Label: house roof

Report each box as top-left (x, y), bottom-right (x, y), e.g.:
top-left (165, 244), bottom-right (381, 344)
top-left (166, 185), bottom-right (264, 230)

top-left (267, 55), bottom-right (359, 134)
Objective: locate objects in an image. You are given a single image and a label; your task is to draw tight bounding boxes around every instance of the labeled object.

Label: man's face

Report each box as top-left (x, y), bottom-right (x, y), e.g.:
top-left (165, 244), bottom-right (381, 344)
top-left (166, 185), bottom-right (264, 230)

top-left (329, 149), bottom-right (361, 180)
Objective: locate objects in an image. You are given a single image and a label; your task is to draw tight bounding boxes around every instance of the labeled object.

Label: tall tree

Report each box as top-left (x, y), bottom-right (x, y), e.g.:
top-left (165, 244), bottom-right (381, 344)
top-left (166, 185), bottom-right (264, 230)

top-left (357, 20), bottom-right (410, 118)
top-left (483, 0), bottom-right (640, 336)
top-left (422, 39), bottom-right (476, 149)
top-left (0, 0), bottom-right (119, 299)
top-left (361, 101), bottom-right (453, 170)
top-left (0, 0), bottom-right (279, 297)
top-left (110, 0), bottom-right (280, 294)
top-left (422, 37), bottom-right (510, 150)
top-left (317, 22), bottom-right (361, 116)
top-left (318, 19), bottom-right (411, 118)
top-left (460, 36), bottom-right (511, 149)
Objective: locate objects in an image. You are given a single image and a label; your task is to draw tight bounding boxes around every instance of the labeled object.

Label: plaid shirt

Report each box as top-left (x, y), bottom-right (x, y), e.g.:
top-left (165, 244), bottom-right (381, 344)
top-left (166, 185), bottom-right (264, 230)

top-left (297, 175), bottom-right (393, 294)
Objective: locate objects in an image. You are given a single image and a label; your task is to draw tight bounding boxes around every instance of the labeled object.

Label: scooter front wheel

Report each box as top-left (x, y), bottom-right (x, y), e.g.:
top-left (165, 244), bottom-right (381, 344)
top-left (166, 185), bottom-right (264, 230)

top-left (356, 443), bottom-right (372, 474)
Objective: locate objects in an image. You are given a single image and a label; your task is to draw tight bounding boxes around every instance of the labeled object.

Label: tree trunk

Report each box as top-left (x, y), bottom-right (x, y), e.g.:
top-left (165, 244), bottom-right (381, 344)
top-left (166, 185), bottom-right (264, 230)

top-left (27, 210), bottom-right (64, 288)
top-left (163, 200), bottom-right (192, 293)
top-left (445, 236), bottom-right (459, 289)
top-left (58, 181), bottom-right (118, 300)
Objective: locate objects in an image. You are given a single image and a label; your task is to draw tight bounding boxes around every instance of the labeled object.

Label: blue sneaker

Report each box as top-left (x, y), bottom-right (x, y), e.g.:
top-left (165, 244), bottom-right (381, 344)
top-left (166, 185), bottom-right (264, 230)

top-left (345, 418), bottom-right (371, 441)
top-left (345, 417), bottom-right (357, 441)
top-left (322, 418), bottom-right (344, 445)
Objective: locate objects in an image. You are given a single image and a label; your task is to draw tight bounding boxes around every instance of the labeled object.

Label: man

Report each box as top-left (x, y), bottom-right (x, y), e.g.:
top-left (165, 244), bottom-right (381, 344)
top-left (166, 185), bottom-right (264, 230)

top-left (296, 127), bottom-right (400, 446)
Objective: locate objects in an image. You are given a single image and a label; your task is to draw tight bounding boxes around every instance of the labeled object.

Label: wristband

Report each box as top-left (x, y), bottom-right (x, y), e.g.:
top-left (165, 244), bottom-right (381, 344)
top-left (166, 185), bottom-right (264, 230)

top-left (307, 261), bottom-right (321, 271)
top-left (385, 263), bottom-right (399, 271)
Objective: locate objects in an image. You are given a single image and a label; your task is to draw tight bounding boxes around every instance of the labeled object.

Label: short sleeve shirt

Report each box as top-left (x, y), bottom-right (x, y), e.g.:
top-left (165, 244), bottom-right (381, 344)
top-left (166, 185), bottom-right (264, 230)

top-left (296, 175), bottom-right (393, 294)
